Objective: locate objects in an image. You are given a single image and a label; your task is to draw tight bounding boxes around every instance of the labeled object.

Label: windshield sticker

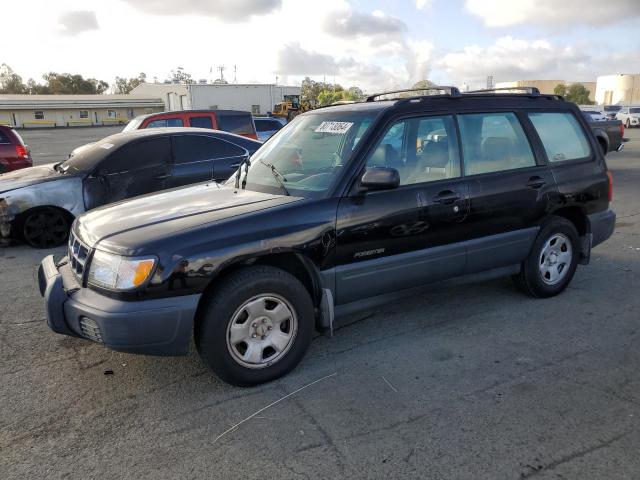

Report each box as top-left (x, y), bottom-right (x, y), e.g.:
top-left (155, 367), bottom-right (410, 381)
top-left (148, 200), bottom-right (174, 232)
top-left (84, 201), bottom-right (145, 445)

top-left (314, 121), bottom-right (353, 134)
top-left (99, 143), bottom-right (114, 150)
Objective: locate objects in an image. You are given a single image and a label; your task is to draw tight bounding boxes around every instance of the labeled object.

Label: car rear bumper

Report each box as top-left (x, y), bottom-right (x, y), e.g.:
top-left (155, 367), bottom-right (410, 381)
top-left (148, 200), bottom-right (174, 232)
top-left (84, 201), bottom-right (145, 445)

top-left (38, 255), bottom-right (200, 355)
top-left (588, 209), bottom-right (616, 248)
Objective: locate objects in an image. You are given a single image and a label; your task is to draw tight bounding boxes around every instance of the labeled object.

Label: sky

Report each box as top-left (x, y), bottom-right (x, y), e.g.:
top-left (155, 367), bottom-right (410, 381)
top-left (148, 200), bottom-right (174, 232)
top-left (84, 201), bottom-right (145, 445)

top-left (1, 0), bottom-right (639, 93)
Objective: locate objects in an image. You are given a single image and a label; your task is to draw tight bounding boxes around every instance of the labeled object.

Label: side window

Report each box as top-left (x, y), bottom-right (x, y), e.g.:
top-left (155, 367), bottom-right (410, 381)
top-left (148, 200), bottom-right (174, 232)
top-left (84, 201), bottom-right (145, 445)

top-left (166, 118), bottom-right (184, 127)
top-left (216, 113), bottom-right (254, 135)
top-left (458, 112), bottom-right (536, 175)
top-left (173, 135), bottom-right (246, 164)
top-left (189, 116), bottom-right (213, 129)
top-left (528, 112), bottom-right (591, 162)
top-left (147, 118), bottom-right (184, 128)
top-left (147, 119), bottom-right (166, 128)
top-left (100, 137), bottom-right (171, 175)
top-left (366, 115), bottom-right (461, 185)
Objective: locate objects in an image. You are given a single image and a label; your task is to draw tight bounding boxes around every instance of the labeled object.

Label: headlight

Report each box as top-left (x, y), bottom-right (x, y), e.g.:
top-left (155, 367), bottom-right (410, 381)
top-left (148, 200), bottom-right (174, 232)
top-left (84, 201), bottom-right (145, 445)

top-left (87, 250), bottom-right (156, 290)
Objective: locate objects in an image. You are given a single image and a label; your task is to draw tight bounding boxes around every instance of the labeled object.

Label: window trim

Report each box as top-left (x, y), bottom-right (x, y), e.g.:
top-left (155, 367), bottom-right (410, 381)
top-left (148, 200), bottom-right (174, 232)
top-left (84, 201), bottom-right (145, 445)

top-left (170, 133), bottom-right (248, 166)
top-left (524, 109), bottom-right (595, 166)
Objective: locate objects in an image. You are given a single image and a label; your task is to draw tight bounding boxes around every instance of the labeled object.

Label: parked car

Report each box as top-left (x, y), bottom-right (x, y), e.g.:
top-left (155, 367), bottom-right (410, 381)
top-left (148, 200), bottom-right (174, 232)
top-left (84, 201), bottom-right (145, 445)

top-left (580, 114), bottom-right (627, 154)
top-left (0, 128), bottom-right (260, 248)
top-left (39, 87), bottom-right (615, 386)
top-left (616, 106), bottom-right (640, 128)
top-left (603, 105), bottom-right (622, 120)
top-left (0, 125), bottom-right (31, 173)
top-left (123, 109), bottom-right (258, 139)
top-left (253, 117), bottom-right (285, 141)
top-left (580, 109), bottom-right (607, 122)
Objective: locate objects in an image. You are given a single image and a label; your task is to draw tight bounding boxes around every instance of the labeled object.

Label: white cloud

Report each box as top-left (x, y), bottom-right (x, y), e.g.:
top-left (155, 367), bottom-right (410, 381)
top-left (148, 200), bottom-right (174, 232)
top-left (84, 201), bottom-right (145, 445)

top-left (57, 11), bottom-right (99, 36)
top-left (323, 7), bottom-right (407, 39)
top-left (120, 0), bottom-right (282, 21)
top-left (415, 0), bottom-right (432, 10)
top-left (465, 0), bottom-right (640, 27)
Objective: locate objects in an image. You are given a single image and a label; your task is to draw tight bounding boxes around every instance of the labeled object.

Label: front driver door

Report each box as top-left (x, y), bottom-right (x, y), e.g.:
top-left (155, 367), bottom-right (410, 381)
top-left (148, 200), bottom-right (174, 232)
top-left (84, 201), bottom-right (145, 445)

top-left (334, 114), bottom-right (470, 305)
top-left (97, 136), bottom-right (172, 204)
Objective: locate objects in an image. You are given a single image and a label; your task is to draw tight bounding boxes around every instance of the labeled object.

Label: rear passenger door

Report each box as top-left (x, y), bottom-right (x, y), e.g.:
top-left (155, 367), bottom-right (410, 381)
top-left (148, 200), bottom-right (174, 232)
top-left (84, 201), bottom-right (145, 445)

top-left (457, 112), bottom-right (557, 273)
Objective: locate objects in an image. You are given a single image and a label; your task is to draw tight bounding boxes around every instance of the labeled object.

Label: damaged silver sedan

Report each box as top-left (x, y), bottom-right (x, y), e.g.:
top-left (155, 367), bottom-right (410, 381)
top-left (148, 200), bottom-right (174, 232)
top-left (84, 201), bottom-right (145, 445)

top-left (0, 127), bottom-right (260, 248)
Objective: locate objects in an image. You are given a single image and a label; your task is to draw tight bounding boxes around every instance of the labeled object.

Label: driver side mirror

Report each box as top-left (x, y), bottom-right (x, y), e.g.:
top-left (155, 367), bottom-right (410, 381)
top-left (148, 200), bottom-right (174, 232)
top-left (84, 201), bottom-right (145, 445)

top-left (359, 167), bottom-right (400, 192)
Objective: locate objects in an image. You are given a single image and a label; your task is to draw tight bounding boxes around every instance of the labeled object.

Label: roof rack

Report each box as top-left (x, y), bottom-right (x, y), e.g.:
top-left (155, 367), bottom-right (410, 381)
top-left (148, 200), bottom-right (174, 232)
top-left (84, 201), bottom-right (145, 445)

top-left (464, 86), bottom-right (541, 96)
top-left (366, 86), bottom-right (461, 102)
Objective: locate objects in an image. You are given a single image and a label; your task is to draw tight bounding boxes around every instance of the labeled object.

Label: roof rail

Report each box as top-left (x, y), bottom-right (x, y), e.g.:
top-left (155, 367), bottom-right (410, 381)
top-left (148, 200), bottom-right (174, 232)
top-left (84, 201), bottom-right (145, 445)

top-left (366, 86), bottom-right (461, 102)
top-left (464, 86), bottom-right (541, 96)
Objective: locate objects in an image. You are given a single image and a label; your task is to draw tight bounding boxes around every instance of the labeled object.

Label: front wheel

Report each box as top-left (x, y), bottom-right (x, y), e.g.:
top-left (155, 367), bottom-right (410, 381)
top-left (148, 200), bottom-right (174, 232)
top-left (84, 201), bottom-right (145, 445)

top-left (196, 266), bottom-right (314, 386)
top-left (513, 217), bottom-right (579, 298)
top-left (21, 208), bottom-right (70, 248)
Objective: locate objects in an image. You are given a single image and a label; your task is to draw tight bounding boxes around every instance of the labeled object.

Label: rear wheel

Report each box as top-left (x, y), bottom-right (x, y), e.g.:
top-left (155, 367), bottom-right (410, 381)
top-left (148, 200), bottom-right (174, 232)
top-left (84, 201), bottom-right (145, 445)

top-left (196, 266), bottom-right (314, 386)
top-left (21, 208), bottom-right (70, 248)
top-left (513, 217), bottom-right (579, 298)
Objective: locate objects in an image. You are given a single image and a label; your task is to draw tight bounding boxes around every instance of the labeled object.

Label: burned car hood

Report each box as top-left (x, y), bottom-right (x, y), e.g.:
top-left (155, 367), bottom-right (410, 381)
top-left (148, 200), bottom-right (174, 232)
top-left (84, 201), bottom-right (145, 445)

top-left (0, 163), bottom-right (67, 194)
top-left (76, 183), bottom-right (302, 249)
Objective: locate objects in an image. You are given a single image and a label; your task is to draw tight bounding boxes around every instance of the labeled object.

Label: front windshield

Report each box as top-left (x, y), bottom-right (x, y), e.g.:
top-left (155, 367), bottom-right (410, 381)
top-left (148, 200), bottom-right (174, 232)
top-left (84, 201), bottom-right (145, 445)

top-left (122, 117), bottom-right (144, 132)
top-left (58, 139), bottom-right (113, 173)
top-left (230, 109), bottom-right (377, 198)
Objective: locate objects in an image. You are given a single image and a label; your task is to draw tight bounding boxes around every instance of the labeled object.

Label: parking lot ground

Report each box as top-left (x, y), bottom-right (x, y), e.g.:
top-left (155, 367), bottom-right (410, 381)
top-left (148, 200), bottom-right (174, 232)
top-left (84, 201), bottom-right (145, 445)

top-left (20, 126), bottom-right (122, 166)
top-left (1, 130), bottom-right (640, 479)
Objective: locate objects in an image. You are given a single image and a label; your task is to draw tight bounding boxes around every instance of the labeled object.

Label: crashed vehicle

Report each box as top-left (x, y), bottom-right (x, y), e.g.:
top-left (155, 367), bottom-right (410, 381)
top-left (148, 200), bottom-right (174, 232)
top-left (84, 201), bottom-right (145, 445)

top-left (39, 87), bottom-right (615, 386)
top-left (0, 128), bottom-right (260, 248)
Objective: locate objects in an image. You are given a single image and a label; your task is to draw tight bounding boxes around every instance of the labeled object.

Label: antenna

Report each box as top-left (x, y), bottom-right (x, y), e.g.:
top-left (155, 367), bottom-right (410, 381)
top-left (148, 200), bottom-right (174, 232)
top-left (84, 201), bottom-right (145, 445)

top-left (217, 65), bottom-right (225, 82)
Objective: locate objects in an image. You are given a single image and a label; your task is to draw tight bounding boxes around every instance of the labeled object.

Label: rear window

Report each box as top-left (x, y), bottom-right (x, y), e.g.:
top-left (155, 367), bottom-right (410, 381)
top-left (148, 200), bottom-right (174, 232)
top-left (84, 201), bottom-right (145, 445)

top-left (528, 112), bottom-right (591, 162)
top-left (255, 119), bottom-right (283, 132)
top-left (216, 112), bottom-right (255, 135)
top-left (0, 129), bottom-right (9, 143)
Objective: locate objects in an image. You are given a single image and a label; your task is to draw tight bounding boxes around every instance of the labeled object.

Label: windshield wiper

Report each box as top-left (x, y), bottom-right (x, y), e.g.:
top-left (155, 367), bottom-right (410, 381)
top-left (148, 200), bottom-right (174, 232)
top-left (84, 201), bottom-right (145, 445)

top-left (259, 159), bottom-right (290, 196)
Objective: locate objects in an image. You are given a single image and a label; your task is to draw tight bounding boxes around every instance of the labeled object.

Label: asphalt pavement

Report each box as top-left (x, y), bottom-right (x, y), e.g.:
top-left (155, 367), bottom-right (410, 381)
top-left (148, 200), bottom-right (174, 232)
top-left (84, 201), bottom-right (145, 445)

top-left (1, 129), bottom-right (639, 479)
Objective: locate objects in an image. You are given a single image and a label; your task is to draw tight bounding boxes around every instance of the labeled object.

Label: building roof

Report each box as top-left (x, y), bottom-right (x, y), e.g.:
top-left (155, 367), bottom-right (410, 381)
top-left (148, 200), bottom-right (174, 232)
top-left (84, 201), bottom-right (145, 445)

top-left (0, 94), bottom-right (164, 110)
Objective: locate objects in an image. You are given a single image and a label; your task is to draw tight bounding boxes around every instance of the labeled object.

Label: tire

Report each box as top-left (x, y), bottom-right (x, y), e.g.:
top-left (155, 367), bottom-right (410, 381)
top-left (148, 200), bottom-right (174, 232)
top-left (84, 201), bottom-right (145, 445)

top-left (21, 207), bottom-right (71, 248)
top-left (195, 265), bottom-right (314, 386)
top-left (513, 216), bottom-right (580, 298)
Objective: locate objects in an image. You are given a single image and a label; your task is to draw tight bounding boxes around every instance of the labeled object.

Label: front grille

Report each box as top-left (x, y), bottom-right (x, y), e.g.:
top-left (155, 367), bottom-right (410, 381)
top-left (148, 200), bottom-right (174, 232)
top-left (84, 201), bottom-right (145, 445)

top-left (80, 317), bottom-right (103, 343)
top-left (68, 231), bottom-right (91, 280)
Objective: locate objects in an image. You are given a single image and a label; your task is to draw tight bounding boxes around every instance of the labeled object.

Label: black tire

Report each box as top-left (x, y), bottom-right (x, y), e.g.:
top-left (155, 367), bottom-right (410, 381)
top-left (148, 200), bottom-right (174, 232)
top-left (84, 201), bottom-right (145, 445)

top-left (195, 265), bottom-right (314, 386)
top-left (21, 207), bottom-right (71, 248)
top-left (513, 216), bottom-right (580, 298)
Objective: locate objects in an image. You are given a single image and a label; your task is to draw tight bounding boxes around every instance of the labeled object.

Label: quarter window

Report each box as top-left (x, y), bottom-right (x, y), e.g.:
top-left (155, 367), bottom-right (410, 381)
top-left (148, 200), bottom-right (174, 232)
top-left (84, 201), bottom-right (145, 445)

top-left (34, 111), bottom-right (44, 120)
top-left (528, 112), bottom-right (591, 162)
top-left (146, 118), bottom-right (184, 128)
top-left (458, 112), bottom-right (536, 175)
top-left (173, 135), bottom-right (245, 164)
top-left (366, 115), bottom-right (461, 186)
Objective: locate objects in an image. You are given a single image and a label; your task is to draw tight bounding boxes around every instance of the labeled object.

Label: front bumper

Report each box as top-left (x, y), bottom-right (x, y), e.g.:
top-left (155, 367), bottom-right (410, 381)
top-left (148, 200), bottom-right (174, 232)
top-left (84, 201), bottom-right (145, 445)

top-left (588, 208), bottom-right (616, 248)
top-left (38, 255), bottom-right (200, 355)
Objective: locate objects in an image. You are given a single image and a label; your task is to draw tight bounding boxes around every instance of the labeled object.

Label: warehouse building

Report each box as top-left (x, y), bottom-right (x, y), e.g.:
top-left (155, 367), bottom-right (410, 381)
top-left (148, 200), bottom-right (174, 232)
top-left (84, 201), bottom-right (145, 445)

top-left (495, 80), bottom-right (596, 102)
top-left (131, 82), bottom-right (301, 116)
top-left (0, 94), bottom-right (164, 128)
top-left (595, 74), bottom-right (640, 105)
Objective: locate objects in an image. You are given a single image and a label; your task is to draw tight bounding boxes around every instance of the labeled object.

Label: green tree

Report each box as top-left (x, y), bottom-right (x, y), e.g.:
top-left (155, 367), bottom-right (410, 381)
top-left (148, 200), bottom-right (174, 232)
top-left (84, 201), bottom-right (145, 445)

top-left (114, 72), bottom-right (147, 94)
top-left (565, 84), bottom-right (593, 104)
top-left (32, 72), bottom-right (109, 94)
top-left (168, 67), bottom-right (193, 84)
top-left (554, 84), bottom-right (567, 96)
top-left (412, 79), bottom-right (437, 90)
top-left (0, 64), bottom-right (27, 93)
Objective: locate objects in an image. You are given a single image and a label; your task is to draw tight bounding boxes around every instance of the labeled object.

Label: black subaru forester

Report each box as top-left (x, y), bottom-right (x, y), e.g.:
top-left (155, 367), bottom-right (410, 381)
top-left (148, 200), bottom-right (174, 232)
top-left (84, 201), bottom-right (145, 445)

top-left (39, 87), bottom-right (615, 386)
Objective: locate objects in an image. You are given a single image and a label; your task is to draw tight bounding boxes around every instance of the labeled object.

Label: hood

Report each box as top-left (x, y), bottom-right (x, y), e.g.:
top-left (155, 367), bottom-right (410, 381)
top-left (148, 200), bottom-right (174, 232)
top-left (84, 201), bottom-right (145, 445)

top-left (76, 183), bottom-right (302, 248)
top-left (0, 163), bottom-right (66, 193)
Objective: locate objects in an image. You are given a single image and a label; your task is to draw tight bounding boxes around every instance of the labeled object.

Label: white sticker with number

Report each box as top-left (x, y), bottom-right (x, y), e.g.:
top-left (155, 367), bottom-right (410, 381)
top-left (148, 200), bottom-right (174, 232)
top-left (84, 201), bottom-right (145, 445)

top-left (314, 121), bottom-right (353, 134)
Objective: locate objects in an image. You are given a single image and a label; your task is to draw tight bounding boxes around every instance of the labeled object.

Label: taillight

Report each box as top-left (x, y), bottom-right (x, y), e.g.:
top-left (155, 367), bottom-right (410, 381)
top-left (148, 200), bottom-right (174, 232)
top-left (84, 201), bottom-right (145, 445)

top-left (15, 145), bottom-right (29, 158)
top-left (620, 122), bottom-right (625, 138)
top-left (607, 170), bottom-right (613, 202)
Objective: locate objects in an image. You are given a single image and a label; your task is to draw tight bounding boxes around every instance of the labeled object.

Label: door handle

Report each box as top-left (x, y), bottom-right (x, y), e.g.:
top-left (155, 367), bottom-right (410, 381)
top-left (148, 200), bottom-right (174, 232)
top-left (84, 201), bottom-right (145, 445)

top-left (433, 190), bottom-right (461, 204)
top-left (230, 163), bottom-right (240, 168)
top-left (155, 174), bottom-right (171, 180)
top-left (526, 176), bottom-right (545, 189)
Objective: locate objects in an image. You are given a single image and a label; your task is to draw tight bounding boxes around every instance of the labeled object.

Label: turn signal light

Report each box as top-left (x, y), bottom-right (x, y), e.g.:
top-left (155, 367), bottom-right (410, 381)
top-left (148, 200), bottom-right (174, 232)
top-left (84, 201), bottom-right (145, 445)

top-left (607, 171), bottom-right (613, 202)
top-left (133, 259), bottom-right (155, 286)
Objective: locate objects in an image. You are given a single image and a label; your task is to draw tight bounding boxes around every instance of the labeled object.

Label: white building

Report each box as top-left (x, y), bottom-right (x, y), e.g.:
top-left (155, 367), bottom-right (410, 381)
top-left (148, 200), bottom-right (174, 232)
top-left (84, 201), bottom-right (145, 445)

top-left (131, 82), bottom-right (301, 115)
top-left (0, 94), bottom-right (164, 128)
top-left (595, 74), bottom-right (640, 105)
